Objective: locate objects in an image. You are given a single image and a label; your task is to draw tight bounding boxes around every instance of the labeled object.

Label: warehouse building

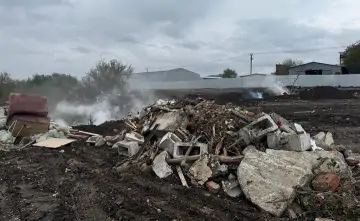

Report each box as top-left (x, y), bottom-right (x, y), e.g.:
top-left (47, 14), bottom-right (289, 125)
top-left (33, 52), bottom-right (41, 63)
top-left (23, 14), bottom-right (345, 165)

top-left (288, 62), bottom-right (342, 75)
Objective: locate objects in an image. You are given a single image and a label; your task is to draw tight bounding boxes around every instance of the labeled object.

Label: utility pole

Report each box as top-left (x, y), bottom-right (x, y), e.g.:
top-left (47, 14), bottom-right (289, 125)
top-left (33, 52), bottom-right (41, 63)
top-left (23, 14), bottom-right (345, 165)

top-left (249, 53), bottom-right (253, 75)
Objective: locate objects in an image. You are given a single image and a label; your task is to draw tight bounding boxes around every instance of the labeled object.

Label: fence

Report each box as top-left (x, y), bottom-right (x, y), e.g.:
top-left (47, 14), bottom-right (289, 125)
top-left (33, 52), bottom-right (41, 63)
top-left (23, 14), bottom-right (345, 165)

top-left (128, 74), bottom-right (360, 90)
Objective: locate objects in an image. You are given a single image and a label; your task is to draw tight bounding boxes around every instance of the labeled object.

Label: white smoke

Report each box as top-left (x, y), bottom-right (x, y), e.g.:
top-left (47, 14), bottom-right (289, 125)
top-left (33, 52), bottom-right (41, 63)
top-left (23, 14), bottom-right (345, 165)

top-left (248, 91), bottom-right (263, 99)
top-left (51, 86), bottom-right (159, 126)
top-left (260, 75), bottom-right (289, 95)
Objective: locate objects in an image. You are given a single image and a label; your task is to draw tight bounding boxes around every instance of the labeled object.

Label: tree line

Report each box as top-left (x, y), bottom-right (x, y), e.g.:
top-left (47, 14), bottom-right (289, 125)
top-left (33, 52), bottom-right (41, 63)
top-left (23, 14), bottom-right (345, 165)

top-left (0, 59), bottom-right (132, 105)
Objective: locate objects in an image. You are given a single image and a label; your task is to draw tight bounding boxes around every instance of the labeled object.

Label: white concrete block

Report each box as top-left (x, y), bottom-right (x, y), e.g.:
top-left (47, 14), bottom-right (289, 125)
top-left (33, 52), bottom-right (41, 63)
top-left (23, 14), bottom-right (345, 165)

top-left (158, 132), bottom-right (182, 156)
top-left (173, 142), bottom-right (208, 159)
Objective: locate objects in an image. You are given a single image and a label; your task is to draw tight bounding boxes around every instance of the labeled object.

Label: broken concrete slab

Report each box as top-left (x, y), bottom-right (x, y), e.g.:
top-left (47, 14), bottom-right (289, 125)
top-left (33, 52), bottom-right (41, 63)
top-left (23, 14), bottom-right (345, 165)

top-left (151, 111), bottom-right (188, 136)
top-left (188, 154), bottom-right (212, 185)
top-left (267, 131), bottom-right (311, 152)
top-left (222, 180), bottom-right (242, 197)
top-left (173, 142), bottom-right (208, 159)
top-left (113, 140), bottom-right (140, 157)
top-left (266, 149), bottom-right (348, 175)
top-left (238, 149), bottom-right (321, 217)
top-left (314, 132), bottom-right (326, 141)
top-left (125, 132), bottom-right (144, 144)
top-left (152, 151), bottom-right (173, 178)
top-left (242, 145), bottom-right (257, 155)
top-left (158, 132), bottom-right (182, 156)
top-left (95, 137), bottom-right (106, 147)
top-left (324, 132), bottom-right (334, 147)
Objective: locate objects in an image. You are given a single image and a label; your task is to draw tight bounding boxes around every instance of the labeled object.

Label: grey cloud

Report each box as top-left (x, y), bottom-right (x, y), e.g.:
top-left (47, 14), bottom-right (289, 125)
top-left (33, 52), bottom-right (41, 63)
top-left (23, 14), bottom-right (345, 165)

top-left (0, 0), bottom-right (359, 77)
top-left (0, 0), bottom-right (71, 8)
top-left (231, 18), bottom-right (332, 53)
top-left (72, 47), bottom-right (91, 54)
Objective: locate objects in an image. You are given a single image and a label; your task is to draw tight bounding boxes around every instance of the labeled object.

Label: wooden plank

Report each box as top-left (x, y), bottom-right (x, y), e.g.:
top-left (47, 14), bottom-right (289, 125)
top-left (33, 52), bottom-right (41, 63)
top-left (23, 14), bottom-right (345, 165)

top-left (176, 166), bottom-right (189, 188)
top-left (33, 138), bottom-right (76, 148)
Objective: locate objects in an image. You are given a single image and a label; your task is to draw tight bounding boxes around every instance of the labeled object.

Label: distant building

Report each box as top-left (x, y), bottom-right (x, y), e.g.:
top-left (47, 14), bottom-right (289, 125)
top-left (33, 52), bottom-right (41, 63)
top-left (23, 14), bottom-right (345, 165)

top-left (132, 68), bottom-right (201, 82)
top-left (289, 62), bottom-right (342, 75)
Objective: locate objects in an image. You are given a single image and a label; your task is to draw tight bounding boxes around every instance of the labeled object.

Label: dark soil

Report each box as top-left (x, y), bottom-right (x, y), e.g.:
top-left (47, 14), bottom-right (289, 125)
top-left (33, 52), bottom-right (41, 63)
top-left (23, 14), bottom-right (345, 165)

top-left (298, 86), bottom-right (354, 100)
top-left (0, 145), bottom-right (274, 221)
top-left (2, 95), bottom-right (360, 220)
top-left (72, 120), bottom-right (126, 136)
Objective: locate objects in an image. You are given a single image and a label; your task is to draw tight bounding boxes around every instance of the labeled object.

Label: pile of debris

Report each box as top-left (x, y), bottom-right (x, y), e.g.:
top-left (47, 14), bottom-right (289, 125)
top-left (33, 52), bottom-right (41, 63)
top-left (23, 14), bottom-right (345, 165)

top-left (99, 97), bottom-right (359, 220)
top-left (1, 94), bottom-right (360, 220)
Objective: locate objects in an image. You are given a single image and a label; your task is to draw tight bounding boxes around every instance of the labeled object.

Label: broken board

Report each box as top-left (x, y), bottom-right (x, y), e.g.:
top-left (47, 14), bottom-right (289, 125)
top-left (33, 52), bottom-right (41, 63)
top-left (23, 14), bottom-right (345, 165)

top-left (33, 138), bottom-right (75, 148)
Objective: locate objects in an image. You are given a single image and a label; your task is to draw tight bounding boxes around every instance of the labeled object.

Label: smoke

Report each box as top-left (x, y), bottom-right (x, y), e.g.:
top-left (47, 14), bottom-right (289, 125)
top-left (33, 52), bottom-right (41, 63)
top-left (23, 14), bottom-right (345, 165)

top-left (260, 75), bottom-right (289, 95)
top-left (248, 91), bottom-right (263, 99)
top-left (51, 85), bottom-right (160, 126)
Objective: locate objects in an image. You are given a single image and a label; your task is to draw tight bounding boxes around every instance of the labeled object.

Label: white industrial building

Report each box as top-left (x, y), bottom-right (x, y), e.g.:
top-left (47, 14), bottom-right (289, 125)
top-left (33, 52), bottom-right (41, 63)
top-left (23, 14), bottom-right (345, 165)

top-left (289, 62), bottom-right (342, 75)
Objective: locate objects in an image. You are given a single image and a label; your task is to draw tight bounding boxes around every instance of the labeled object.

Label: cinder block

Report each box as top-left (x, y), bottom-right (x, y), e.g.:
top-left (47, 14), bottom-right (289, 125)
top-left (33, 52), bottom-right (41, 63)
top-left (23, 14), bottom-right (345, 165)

top-left (173, 142), bottom-right (208, 159)
top-left (246, 114), bottom-right (278, 140)
top-left (284, 133), bottom-right (311, 152)
top-left (241, 114), bottom-right (278, 145)
top-left (158, 132), bottom-right (182, 156)
top-left (113, 140), bottom-right (140, 157)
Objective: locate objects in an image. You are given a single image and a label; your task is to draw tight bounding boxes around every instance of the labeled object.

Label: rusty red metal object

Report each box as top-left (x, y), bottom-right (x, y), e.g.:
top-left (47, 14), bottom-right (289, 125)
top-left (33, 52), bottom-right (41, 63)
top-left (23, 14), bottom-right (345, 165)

top-left (7, 93), bottom-right (48, 119)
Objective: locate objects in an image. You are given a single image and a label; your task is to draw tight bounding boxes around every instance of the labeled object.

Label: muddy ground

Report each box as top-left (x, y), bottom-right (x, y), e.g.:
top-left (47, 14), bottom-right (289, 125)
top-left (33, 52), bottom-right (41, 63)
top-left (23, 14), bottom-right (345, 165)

top-left (1, 96), bottom-right (360, 221)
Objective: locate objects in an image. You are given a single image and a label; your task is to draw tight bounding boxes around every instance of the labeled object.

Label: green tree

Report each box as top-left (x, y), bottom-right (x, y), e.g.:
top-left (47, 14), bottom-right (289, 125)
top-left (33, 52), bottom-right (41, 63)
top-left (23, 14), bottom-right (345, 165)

top-left (0, 72), bottom-right (16, 103)
top-left (281, 58), bottom-right (303, 67)
top-left (80, 59), bottom-right (133, 101)
top-left (219, 68), bottom-right (237, 78)
top-left (342, 41), bottom-right (360, 73)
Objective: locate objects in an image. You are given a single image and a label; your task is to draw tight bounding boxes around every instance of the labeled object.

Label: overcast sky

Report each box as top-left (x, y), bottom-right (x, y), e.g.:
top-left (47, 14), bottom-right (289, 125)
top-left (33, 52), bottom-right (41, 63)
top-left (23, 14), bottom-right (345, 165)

top-left (1, 0), bottom-right (360, 78)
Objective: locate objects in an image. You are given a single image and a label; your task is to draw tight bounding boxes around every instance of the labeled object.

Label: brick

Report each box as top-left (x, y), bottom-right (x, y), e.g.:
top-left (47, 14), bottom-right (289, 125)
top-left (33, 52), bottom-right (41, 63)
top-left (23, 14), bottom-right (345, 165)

top-left (206, 181), bottom-right (220, 193)
top-left (312, 174), bottom-right (340, 192)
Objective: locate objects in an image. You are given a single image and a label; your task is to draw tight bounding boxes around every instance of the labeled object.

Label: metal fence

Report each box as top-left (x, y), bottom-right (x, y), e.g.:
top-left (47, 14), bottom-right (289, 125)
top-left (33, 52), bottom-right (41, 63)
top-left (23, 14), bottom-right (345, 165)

top-left (129, 74), bottom-right (360, 90)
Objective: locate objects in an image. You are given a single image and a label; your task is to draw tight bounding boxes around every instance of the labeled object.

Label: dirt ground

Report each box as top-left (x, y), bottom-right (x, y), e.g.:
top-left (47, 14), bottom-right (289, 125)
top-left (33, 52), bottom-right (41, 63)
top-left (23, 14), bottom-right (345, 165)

top-left (1, 95), bottom-right (360, 221)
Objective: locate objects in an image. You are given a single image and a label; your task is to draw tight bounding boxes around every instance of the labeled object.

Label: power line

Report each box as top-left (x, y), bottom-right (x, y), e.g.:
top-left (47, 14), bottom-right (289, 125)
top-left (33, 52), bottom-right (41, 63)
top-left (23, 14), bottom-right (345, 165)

top-left (146, 45), bottom-right (346, 72)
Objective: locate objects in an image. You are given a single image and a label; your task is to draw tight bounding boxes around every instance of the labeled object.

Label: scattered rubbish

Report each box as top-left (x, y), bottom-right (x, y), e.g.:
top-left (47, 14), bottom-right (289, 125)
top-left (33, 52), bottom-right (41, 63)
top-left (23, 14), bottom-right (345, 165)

top-left (222, 180), bottom-right (242, 197)
top-left (176, 166), bottom-right (189, 187)
top-left (206, 181), bottom-right (220, 193)
top-left (188, 154), bottom-right (212, 185)
top-left (1, 94), bottom-right (359, 220)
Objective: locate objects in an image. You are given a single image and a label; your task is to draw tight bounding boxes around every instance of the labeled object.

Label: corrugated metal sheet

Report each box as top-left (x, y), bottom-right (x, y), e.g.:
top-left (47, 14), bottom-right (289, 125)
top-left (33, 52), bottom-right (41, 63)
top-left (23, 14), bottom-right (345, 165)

top-left (129, 74), bottom-right (360, 90)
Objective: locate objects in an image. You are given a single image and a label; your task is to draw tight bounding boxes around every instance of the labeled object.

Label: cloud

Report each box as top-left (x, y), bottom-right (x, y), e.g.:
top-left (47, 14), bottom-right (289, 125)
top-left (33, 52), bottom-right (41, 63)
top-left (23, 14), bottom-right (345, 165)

top-left (0, 0), bottom-right (360, 78)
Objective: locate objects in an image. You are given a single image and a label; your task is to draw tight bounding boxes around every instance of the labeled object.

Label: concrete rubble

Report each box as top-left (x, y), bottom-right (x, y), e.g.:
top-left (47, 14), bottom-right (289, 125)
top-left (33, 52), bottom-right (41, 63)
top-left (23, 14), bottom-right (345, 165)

top-left (1, 93), bottom-right (359, 220)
